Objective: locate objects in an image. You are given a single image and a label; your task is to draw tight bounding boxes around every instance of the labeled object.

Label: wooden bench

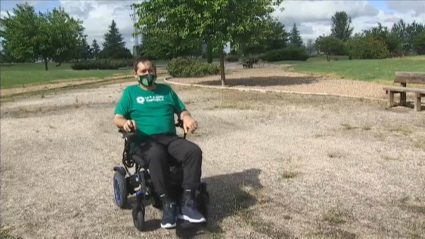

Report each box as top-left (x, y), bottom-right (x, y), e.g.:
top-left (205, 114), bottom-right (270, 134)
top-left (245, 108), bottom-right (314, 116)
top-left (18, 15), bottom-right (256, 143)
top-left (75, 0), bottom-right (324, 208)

top-left (242, 59), bottom-right (254, 69)
top-left (383, 72), bottom-right (425, 112)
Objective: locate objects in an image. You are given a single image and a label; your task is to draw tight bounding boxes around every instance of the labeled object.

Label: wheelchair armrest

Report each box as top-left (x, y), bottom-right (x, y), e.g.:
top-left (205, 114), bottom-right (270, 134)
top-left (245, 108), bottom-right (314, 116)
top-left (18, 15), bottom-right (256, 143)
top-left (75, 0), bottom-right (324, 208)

top-left (118, 129), bottom-right (139, 142)
top-left (175, 118), bottom-right (184, 129)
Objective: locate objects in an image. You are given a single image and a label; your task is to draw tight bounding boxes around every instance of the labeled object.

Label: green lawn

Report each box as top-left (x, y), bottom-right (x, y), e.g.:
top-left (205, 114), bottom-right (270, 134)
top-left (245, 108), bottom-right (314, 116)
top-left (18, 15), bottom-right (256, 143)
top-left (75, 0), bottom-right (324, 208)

top-left (276, 55), bottom-right (425, 82)
top-left (1, 62), bottom-right (132, 89)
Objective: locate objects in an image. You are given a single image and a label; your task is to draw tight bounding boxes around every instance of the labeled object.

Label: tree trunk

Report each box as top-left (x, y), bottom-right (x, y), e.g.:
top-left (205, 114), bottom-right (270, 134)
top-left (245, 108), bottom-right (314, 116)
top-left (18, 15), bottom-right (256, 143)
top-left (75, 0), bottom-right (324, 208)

top-left (219, 49), bottom-right (226, 86)
top-left (44, 58), bottom-right (49, 71)
top-left (207, 42), bottom-right (213, 63)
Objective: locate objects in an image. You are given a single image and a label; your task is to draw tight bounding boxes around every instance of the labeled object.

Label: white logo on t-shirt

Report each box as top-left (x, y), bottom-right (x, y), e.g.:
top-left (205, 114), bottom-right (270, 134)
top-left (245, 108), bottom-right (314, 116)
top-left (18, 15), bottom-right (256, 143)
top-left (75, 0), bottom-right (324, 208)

top-left (136, 96), bottom-right (145, 104)
top-left (136, 95), bottom-right (164, 104)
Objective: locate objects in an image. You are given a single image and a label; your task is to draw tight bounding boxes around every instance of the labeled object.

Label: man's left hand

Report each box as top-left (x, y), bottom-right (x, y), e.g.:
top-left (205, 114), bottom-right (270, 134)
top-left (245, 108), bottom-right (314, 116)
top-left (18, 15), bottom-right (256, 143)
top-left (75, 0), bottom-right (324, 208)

top-left (183, 116), bottom-right (198, 133)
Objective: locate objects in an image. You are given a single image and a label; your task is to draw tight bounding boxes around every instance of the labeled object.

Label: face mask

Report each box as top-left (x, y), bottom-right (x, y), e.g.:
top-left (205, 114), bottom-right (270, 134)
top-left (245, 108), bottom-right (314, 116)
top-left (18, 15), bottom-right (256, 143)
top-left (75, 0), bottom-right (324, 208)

top-left (137, 74), bottom-right (157, 87)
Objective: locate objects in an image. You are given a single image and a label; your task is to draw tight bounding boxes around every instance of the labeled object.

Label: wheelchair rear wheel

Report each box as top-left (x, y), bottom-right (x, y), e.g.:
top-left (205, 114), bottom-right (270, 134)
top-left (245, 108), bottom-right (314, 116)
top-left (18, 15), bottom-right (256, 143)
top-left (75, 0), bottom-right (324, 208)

top-left (113, 171), bottom-right (128, 208)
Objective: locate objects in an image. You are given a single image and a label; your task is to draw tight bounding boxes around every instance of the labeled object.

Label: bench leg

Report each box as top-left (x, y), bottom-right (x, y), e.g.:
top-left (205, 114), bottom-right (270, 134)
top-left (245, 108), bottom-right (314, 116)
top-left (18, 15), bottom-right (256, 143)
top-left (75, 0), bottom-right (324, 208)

top-left (400, 92), bottom-right (406, 106)
top-left (414, 93), bottom-right (421, 112)
top-left (388, 91), bottom-right (395, 107)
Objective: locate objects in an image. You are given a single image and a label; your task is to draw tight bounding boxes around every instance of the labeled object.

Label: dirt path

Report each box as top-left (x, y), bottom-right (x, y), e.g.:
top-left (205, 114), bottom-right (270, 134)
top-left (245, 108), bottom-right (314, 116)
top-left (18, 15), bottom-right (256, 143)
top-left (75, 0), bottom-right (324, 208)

top-left (1, 72), bottom-right (425, 239)
top-left (168, 65), bottom-right (425, 102)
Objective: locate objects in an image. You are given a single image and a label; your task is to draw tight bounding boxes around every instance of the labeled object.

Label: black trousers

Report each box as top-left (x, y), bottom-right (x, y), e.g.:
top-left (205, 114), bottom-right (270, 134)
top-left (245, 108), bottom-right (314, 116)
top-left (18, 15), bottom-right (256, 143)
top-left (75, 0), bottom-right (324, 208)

top-left (134, 133), bottom-right (202, 198)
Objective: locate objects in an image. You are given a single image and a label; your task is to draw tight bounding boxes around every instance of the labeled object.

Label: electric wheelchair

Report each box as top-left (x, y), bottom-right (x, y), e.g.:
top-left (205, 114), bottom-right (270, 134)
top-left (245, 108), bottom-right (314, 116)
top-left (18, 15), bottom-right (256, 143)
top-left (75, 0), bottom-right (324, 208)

top-left (112, 119), bottom-right (210, 231)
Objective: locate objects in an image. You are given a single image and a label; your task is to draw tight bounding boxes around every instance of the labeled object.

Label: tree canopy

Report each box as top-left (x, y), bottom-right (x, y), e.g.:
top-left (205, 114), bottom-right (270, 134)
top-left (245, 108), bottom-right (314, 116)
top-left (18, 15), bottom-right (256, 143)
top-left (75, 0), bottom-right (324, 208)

top-left (0, 3), bottom-right (84, 70)
top-left (132, 0), bottom-right (284, 85)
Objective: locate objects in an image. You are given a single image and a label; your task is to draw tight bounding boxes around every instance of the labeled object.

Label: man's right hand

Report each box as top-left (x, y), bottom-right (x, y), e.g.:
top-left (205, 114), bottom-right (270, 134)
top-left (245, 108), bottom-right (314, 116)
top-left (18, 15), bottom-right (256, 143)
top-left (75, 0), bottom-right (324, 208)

top-left (123, 120), bottom-right (137, 132)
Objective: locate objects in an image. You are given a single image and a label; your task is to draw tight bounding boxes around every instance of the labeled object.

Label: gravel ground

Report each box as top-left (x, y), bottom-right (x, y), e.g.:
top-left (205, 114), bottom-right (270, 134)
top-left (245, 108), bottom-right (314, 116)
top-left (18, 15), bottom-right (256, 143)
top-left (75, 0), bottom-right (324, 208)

top-left (1, 68), bottom-right (425, 239)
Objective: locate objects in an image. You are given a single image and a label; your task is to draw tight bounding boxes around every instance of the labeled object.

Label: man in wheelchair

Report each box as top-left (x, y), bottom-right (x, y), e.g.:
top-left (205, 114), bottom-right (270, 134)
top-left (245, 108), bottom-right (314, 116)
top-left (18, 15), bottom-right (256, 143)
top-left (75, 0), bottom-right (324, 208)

top-left (113, 57), bottom-right (206, 229)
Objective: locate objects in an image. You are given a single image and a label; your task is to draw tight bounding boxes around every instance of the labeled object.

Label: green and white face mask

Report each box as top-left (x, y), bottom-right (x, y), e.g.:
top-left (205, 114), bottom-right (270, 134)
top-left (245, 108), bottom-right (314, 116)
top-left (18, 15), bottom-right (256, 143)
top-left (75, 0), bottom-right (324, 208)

top-left (137, 74), bottom-right (157, 87)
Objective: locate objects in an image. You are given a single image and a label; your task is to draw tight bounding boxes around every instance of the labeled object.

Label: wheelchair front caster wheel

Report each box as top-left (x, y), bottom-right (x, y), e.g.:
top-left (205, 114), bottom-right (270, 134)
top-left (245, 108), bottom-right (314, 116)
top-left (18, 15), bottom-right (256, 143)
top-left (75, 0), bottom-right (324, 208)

top-left (113, 171), bottom-right (128, 208)
top-left (132, 208), bottom-right (145, 231)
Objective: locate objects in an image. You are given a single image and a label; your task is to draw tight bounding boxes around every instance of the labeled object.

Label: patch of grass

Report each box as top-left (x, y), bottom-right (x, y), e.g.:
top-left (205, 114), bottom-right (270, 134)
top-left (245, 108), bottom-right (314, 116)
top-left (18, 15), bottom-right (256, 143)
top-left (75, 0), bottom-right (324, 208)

top-left (276, 56), bottom-right (425, 82)
top-left (307, 229), bottom-right (357, 239)
top-left (322, 206), bottom-right (353, 224)
top-left (414, 137), bottom-right (425, 150)
top-left (212, 103), bottom-right (259, 110)
top-left (281, 170), bottom-right (299, 179)
top-left (238, 209), bottom-right (292, 238)
top-left (1, 228), bottom-right (21, 239)
top-left (362, 125), bottom-right (372, 131)
top-left (327, 150), bottom-right (344, 159)
top-left (400, 196), bottom-right (425, 214)
top-left (382, 155), bottom-right (402, 161)
top-left (387, 126), bottom-right (413, 136)
top-left (1, 62), bottom-right (133, 88)
top-left (341, 123), bottom-right (357, 130)
top-left (0, 76), bottom-right (142, 103)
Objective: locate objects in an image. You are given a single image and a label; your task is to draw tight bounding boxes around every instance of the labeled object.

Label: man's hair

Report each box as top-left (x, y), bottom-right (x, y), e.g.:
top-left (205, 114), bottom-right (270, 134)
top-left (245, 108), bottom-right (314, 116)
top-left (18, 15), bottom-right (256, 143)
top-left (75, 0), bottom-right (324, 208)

top-left (133, 57), bottom-right (157, 73)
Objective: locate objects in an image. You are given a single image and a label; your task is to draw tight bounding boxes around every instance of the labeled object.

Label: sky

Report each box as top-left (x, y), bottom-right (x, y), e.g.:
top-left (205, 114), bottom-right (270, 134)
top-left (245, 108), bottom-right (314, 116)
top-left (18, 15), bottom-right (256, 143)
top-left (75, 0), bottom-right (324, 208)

top-left (1, 0), bottom-right (425, 52)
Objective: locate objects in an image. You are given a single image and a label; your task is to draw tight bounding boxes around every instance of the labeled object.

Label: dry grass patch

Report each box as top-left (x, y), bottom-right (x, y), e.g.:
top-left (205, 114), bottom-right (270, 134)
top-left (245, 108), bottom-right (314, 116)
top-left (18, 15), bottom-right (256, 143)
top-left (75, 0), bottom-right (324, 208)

top-left (327, 150), bottom-right (345, 159)
top-left (386, 126), bottom-right (413, 136)
top-left (400, 196), bottom-right (425, 215)
top-left (361, 125), bottom-right (372, 131)
top-left (414, 137), bottom-right (425, 150)
top-left (237, 208), bottom-right (292, 238)
top-left (322, 206), bottom-right (354, 224)
top-left (341, 123), bottom-right (357, 130)
top-left (307, 229), bottom-right (357, 239)
top-left (382, 155), bottom-right (402, 161)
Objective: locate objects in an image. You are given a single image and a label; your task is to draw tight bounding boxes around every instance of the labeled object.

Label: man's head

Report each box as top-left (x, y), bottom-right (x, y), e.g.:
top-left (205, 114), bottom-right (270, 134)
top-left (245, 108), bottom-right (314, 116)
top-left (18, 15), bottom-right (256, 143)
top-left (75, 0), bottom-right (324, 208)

top-left (133, 58), bottom-right (157, 87)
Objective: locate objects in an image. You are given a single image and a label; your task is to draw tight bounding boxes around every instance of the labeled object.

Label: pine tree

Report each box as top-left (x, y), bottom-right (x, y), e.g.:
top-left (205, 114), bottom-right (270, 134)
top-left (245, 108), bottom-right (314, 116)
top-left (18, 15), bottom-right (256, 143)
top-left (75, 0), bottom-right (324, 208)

top-left (289, 23), bottom-right (303, 47)
top-left (91, 39), bottom-right (101, 59)
top-left (102, 20), bottom-right (127, 58)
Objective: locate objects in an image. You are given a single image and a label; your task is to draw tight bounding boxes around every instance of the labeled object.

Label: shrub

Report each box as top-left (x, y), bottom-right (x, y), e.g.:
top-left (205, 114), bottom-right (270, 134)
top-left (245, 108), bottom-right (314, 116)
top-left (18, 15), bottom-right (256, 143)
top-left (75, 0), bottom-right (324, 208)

top-left (244, 56), bottom-right (259, 63)
top-left (225, 54), bottom-right (239, 62)
top-left (262, 47), bottom-right (309, 62)
top-left (348, 37), bottom-right (390, 59)
top-left (71, 59), bottom-right (133, 70)
top-left (167, 58), bottom-right (219, 77)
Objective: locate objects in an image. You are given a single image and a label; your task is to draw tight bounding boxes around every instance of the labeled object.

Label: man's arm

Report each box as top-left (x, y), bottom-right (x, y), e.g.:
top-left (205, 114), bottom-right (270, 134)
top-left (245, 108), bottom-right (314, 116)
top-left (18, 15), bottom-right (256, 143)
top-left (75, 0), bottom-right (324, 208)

top-left (114, 114), bottom-right (136, 132)
top-left (180, 109), bottom-right (192, 121)
top-left (114, 114), bottom-right (128, 128)
top-left (114, 88), bottom-right (135, 132)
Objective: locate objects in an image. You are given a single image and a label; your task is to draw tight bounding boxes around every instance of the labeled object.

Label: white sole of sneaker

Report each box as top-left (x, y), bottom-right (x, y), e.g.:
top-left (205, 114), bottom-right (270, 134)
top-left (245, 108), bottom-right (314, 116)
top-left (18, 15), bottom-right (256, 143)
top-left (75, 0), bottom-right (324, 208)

top-left (161, 223), bottom-right (176, 229)
top-left (177, 214), bottom-right (206, 223)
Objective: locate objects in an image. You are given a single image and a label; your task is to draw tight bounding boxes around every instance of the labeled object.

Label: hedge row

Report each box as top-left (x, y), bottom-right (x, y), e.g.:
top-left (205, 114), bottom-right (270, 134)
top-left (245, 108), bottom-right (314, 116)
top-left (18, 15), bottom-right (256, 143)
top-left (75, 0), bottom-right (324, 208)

top-left (261, 47), bottom-right (309, 62)
top-left (71, 59), bottom-right (133, 70)
top-left (167, 58), bottom-right (219, 77)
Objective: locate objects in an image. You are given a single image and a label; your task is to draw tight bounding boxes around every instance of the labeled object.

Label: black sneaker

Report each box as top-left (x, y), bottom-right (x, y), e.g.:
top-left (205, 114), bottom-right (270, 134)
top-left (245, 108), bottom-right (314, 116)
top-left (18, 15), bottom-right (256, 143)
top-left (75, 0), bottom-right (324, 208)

top-left (161, 202), bottom-right (177, 229)
top-left (178, 190), bottom-right (206, 223)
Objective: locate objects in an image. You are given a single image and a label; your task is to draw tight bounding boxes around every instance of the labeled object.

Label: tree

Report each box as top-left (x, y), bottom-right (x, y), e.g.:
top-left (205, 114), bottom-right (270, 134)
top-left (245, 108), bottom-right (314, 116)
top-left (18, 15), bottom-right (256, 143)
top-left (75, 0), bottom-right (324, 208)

top-left (241, 16), bottom-right (289, 55)
top-left (132, 0), bottom-right (284, 86)
top-left (0, 3), bottom-right (84, 70)
top-left (363, 22), bottom-right (403, 57)
top-left (330, 11), bottom-right (354, 42)
top-left (413, 31), bottom-right (425, 55)
top-left (139, 29), bottom-right (203, 60)
top-left (315, 35), bottom-right (345, 61)
top-left (289, 23), bottom-right (303, 47)
top-left (102, 20), bottom-right (132, 59)
top-left (306, 39), bottom-right (314, 55)
top-left (91, 39), bottom-right (101, 59)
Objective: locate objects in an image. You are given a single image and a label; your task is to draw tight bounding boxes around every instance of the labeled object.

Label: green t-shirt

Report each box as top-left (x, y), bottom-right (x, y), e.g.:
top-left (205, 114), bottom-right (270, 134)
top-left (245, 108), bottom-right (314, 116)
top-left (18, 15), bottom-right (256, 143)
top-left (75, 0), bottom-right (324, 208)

top-left (114, 83), bottom-right (186, 140)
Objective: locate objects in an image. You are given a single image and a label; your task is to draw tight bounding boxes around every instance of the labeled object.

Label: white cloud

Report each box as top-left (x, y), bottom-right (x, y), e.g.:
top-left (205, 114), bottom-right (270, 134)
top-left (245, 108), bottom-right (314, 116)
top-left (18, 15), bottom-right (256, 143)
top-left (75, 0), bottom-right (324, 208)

top-left (387, 1), bottom-right (425, 14)
top-left (273, 0), bottom-right (425, 43)
top-left (56, 0), bottom-right (425, 52)
top-left (60, 1), bottom-right (138, 50)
